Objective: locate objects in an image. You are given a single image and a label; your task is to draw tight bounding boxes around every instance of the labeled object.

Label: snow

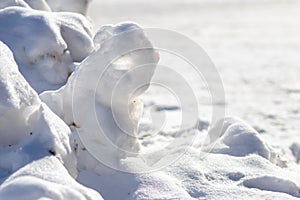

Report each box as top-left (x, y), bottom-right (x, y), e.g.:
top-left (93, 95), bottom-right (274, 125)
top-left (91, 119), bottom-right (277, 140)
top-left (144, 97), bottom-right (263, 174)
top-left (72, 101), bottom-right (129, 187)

top-left (45, 0), bottom-right (91, 15)
top-left (0, 0), bottom-right (89, 14)
top-left (206, 116), bottom-right (286, 167)
top-left (290, 143), bottom-right (300, 163)
top-left (24, 0), bottom-right (51, 11)
top-left (0, 41), bottom-right (40, 147)
top-left (0, 41), bottom-right (101, 199)
top-left (1, 0), bottom-right (300, 199)
top-left (41, 22), bottom-right (159, 173)
top-left (0, 156), bottom-right (102, 200)
top-left (0, 7), bottom-right (93, 93)
top-left (0, 41), bottom-right (75, 174)
top-left (0, 0), bottom-right (29, 9)
top-left (242, 176), bottom-right (300, 198)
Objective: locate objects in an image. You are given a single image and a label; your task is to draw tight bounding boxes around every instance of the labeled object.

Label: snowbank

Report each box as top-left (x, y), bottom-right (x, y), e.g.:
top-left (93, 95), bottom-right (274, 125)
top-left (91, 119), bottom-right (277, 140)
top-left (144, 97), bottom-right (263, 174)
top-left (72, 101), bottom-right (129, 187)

top-left (0, 41), bottom-right (75, 176)
top-left (0, 41), bottom-right (40, 147)
top-left (0, 7), bottom-right (93, 93)
top-left (0, 41), bottom-right (103, 199)
top-left (41, 22), bottom-right (159, 174)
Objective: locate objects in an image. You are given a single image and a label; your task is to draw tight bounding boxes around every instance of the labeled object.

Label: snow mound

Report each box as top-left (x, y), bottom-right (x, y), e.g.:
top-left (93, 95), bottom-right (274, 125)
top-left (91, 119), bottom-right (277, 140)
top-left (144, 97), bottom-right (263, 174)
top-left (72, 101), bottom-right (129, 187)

top-left (41, 22), bottom-right (159, 174)
top-left (0, 7), bottom-right (93, 93)
top-left (242, 176), bottom-right (300, 198)
top-left (0, 156), bottom-right (103, 200)
top-left (206, 116), bottom-right (286, 166)
top-left (0, 41), bottom-right (75, 177)
top-left (0, 41), bottom-right (40, 147)
top-left (0, 41), bottom-right (102, 199)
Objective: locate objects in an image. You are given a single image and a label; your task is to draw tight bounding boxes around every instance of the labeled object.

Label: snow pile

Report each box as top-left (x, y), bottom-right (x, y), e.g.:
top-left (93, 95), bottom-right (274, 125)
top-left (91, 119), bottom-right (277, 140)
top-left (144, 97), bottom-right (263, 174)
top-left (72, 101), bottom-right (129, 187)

top-left (242, 176), bottom-right (300, 198)
top-left (41, 22), bottom-right (159, 173)
top-left (0, 40), bottom-right (74, 175)
top-left (0, 7), bottom-right (93, 93)
top-left (206, 116), bottom-right (286, 167)
top-left (0, 41), bottom-right (102, 199)
top-left (0, 41), bottom-right (40, 148)
top-left (0, 157), bottom-right (102, 200)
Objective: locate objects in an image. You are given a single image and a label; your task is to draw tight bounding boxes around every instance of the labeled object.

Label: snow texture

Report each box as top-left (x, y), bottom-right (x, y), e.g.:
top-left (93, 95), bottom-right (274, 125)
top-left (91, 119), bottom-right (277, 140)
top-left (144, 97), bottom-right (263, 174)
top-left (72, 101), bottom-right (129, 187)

top-left (41, 22), bottom-right (159, 174)
top-left (0, 0), bottom-right (89, 14)
top-left (0, 41), bottom-right (75, 174)
top-left (0, 0), bottom-right (29, 9)
top-left (206, 116), bottom-right (286, 167)
top-left (45, 0), bottom-right (91, 15)
top-left (0, 156), bottom-right (103, 200)
top-left (0, 42), bottom-right (102, 199)
top-left (0, 7), bottom-right (93, 93)
top-left (24, 0), bottom-right (51, 11)
top-left (1, 1), bottom-right (300, 199)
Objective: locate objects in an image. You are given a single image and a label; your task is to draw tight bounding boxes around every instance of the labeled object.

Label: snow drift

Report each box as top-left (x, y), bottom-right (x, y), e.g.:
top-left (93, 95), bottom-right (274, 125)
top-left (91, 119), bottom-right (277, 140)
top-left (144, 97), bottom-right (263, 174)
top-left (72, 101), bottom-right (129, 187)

top-left (0, 41), bottom-right (102, 199)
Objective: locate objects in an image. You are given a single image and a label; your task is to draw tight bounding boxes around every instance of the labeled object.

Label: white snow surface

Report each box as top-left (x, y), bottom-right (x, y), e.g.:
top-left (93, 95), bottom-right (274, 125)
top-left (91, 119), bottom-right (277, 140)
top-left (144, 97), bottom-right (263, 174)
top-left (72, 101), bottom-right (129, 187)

top-left (0, 41), bottom-right (101, 199)
top-left (40, 22), bottom-right (159, 174)
top-left (0, 7), bottom-right (93, 93)
top-left (0, 0), bottom-right (29, 9)
top-left (0, 156), bottom-right (102, 200)
top-left (1, 1), bottom-right (300, 200)
top-left (45, 0), bottom-right (91, 15)
top-left (0, 0), bottom-right (89, 14)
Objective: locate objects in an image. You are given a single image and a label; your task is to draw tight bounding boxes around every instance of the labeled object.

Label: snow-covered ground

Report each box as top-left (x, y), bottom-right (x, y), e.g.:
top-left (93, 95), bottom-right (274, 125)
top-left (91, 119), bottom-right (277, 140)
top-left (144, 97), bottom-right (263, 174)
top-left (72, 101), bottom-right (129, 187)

top-left (1, 0), bottom-right (300, 199)
top-left (87, 0), bottom-right (300, 199)
top-left (88, 0), bottom-right (300, 160)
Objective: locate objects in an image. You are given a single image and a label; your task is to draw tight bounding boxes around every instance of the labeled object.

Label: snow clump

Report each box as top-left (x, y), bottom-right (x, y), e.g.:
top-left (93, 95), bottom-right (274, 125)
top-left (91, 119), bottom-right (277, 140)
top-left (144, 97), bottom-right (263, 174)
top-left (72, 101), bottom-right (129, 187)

top-left (0, 7), bottom-right (94, 93)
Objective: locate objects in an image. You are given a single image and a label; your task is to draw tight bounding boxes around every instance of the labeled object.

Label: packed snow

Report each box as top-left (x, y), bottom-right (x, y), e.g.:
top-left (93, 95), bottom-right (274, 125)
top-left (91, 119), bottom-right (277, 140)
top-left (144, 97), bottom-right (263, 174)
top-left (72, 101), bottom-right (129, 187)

top-left (1, 0), bottom-right (300, 200)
